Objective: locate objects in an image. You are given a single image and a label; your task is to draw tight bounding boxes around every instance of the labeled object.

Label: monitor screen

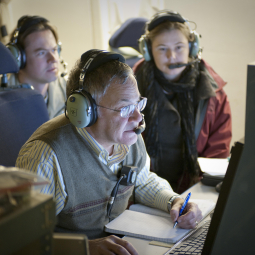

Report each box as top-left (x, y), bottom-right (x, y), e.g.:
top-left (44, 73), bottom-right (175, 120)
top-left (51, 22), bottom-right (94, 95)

top-left (203, 62), bottom-right (255, 254)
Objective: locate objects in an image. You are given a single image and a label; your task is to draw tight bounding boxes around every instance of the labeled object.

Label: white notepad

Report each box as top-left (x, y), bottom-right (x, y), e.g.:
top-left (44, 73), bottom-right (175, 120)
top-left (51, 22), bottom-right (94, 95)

top-left (105, 199), bottom-right (215, 244)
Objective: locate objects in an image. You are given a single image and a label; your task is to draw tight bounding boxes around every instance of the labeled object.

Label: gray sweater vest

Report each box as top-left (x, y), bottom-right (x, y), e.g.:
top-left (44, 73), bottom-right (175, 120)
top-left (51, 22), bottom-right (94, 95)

top-left (26, 114), bottom-right (146, 239)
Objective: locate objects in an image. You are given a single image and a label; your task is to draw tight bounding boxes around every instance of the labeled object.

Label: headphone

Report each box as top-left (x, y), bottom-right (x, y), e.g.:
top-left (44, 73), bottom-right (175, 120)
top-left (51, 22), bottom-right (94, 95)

top-left (65, 49), bottom-right (126, 128)
top-left (6, 15), bottom-right (61, 69)
top-left (138, 10), bottom-right (201, 62)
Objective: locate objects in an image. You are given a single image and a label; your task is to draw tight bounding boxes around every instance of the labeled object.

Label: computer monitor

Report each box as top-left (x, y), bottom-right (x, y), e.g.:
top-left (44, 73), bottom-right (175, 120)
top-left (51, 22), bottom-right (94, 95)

top-left (202, 62), bottom-right (255, 254)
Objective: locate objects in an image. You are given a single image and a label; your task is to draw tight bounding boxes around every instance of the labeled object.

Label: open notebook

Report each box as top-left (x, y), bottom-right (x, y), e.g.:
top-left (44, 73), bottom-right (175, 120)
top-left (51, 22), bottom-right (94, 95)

top-left (104, 199), bottom-right (215, 244)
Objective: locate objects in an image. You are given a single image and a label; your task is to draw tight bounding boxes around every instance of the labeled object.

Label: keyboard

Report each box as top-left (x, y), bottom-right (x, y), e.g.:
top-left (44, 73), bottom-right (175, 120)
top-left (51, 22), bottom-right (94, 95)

top-left (168, 221), bottom-right (211, 255)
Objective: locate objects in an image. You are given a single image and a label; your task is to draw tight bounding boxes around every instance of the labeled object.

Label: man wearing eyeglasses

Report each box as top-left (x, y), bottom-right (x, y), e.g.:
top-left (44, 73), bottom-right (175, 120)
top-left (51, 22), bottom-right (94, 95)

top-left (16, 49), bottom-right (202, 255)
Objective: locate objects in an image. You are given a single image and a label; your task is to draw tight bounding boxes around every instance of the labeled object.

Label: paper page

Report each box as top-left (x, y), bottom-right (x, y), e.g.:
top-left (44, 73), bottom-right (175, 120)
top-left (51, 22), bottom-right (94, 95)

top-left (105, 200), bottom-right (215, 243)
top-left (105, 210), bottom-right (191, 243)
top-left (129, 204), bottom-right (170, 218)
top-left (198, 157), bottom-right (229, 176)
top-left (129, 199), bottom-right (215, 218)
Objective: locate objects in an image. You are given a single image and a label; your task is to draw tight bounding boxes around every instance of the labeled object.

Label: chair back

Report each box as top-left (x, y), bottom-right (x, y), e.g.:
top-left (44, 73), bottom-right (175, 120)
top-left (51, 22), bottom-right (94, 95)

top-left (0, 41), bottom-right (49, 166)
top-left (109, 17), bottom-right (148, 67)
top-left (0, 88), bottom-right (49, 166)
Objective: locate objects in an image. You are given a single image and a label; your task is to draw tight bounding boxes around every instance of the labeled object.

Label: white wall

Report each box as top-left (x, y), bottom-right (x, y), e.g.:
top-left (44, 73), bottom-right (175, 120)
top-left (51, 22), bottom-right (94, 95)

top-left (6, 0), bottom-right (94, 70)
top-left (3, 0), bottom-right (255, 147)
top-left (4, 0), bottom-right (165, 71)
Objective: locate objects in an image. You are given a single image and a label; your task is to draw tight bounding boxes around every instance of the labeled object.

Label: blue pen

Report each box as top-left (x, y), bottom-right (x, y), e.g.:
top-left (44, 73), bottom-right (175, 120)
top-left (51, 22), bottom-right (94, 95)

top-left (173, 192), bottom-right (191, 228)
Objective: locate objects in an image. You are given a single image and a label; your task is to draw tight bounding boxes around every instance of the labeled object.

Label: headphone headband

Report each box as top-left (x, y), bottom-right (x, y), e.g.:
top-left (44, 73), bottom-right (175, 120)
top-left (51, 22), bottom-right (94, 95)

top-left (79, 49), bottom-right (126, 89)
top-left (147, 11), bottom-right (186, 31)
top-left (12, 15), bottom-right (49, 44)
top-left (80, 49), bottom-right (126, 72)
top-left (79, 50), bottom-right (103, 89)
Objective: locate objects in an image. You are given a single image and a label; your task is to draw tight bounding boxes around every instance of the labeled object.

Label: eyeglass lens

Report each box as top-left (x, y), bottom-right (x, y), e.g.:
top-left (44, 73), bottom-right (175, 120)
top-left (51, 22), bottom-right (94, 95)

top-left (120, 98), bottom-right (147, 118)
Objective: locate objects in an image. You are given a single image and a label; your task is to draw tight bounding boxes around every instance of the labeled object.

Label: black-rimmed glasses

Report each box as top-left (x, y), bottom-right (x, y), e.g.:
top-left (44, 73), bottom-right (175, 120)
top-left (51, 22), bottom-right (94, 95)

top-left (96, 97), bottom-right (147, 118)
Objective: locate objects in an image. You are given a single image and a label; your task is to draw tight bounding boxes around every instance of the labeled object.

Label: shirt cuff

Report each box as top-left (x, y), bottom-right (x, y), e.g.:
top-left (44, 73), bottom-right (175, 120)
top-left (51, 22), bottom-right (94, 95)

top-left (154, 189), bottom-right (179, 212)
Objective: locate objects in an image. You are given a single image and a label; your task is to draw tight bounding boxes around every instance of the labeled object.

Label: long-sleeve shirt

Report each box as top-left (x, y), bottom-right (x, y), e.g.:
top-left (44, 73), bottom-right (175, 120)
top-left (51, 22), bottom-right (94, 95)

top-left (16, 127), bottom-right (177, 215)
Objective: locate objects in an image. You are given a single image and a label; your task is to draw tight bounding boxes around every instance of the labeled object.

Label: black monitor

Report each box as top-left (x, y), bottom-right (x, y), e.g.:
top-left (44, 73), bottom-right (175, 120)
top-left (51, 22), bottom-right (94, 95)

top-left (202, 62), bottom-right (255, 254)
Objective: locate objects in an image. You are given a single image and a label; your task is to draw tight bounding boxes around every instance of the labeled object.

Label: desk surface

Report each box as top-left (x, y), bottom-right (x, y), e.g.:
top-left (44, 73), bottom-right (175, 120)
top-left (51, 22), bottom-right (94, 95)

top-left (123, 182), bottom-right (219, 255)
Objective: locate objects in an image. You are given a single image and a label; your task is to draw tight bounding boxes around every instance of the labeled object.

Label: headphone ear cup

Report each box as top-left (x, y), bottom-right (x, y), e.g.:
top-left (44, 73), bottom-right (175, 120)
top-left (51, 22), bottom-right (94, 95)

top-left (6, 43), bottom-right (26, 69)
top-left (189, 31), bottom-right (200, 58)
top-left (138, 35), bottom-right (151, 62)
top-left (66, 91), bottom-right (97, 128)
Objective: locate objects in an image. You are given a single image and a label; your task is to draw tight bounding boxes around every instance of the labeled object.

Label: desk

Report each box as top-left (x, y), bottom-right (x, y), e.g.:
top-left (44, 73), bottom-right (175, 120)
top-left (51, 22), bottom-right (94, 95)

top-left (123, 182), bottom-right (219, 255)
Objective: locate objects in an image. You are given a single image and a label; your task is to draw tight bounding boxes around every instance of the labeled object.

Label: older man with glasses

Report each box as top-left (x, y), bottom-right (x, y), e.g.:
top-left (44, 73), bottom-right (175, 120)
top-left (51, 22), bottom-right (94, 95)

top-left (16, 49), bottom-right (202, 255)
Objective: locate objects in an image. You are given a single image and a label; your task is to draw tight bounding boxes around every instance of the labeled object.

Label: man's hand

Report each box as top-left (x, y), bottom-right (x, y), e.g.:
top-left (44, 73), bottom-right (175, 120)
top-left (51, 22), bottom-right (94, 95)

top-left (170, 198), bottom-right (203, 229)
top-left (89, 235), bottom-right (138, 255)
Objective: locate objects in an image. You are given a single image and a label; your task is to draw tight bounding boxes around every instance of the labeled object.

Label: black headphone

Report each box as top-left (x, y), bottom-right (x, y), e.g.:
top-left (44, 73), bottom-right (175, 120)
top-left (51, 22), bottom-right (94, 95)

top-left (6, 15), bottom-right (61, 69)
top-left (138, 10), bottom-right (201, 62)
top-left (65, 49), bottom-right (126, 128)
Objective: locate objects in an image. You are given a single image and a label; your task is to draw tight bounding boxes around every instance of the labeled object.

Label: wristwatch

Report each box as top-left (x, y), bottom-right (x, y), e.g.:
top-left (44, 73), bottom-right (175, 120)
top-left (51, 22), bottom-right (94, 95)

top-left (167, 195), bottom-right (182, 212)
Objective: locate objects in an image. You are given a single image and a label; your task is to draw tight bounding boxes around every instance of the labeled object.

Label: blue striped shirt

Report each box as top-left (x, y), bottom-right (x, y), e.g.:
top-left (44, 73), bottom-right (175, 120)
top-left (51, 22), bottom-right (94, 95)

top-left (16, 127), bottom-right (177, 215)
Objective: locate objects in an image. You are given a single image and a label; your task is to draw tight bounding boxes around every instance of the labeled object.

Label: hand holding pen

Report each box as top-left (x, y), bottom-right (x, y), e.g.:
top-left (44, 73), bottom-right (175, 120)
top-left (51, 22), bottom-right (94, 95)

top-left (173, 192), bottom-right (191, 228)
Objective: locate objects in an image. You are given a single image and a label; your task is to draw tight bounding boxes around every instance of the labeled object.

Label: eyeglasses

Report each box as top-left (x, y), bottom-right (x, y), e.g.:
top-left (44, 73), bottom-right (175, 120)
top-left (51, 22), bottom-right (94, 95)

top-left (96, 97), bottom-right (147, 118)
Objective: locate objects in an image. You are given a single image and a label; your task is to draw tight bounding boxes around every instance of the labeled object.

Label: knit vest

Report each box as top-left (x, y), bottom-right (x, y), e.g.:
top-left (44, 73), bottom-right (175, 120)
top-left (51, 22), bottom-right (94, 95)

top-left (25, 114), bottom-right (146, 239)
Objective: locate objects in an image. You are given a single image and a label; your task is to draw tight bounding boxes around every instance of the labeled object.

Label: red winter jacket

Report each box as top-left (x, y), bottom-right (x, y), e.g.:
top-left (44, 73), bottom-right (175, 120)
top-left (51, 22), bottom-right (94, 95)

top-left (196, 59), bottom-right (232, 158)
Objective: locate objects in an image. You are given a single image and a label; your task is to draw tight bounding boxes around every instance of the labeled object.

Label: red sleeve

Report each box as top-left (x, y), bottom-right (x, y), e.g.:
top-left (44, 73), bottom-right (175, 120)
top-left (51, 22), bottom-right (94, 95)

top-left (133, 58), bottom-right (145, 74)
top-left (197, 89), bottom-right (232, 158)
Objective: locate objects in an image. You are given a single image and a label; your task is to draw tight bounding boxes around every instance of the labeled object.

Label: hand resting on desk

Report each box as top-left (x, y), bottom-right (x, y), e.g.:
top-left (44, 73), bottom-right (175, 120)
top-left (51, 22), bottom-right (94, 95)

top-left (89, 235), bottom-right (138, 255)
top-left (170, 198), bottom-right (203, 229)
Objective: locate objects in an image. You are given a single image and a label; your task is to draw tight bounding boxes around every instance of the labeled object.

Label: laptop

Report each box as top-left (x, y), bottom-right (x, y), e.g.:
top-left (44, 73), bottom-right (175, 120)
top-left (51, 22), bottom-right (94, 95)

top-left (166, 62), bottom-right (255, 255)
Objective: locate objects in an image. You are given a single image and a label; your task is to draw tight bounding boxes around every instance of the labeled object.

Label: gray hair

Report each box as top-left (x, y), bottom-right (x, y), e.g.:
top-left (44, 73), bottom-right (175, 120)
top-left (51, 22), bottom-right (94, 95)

top-left (66, 59), bottom-right (134, 103)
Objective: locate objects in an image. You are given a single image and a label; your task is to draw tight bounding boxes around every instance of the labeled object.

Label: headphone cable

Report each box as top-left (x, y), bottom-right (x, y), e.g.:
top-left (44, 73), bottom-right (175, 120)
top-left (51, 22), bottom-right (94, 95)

top-left (107, 174), bottom-right (126, 218)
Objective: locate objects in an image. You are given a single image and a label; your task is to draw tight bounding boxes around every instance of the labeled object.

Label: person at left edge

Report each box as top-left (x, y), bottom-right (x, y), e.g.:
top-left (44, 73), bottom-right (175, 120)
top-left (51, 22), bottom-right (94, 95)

top-left (6, 15), bottom-right (66, 119)
top-left (16, 49), bottom-right (202, 255)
